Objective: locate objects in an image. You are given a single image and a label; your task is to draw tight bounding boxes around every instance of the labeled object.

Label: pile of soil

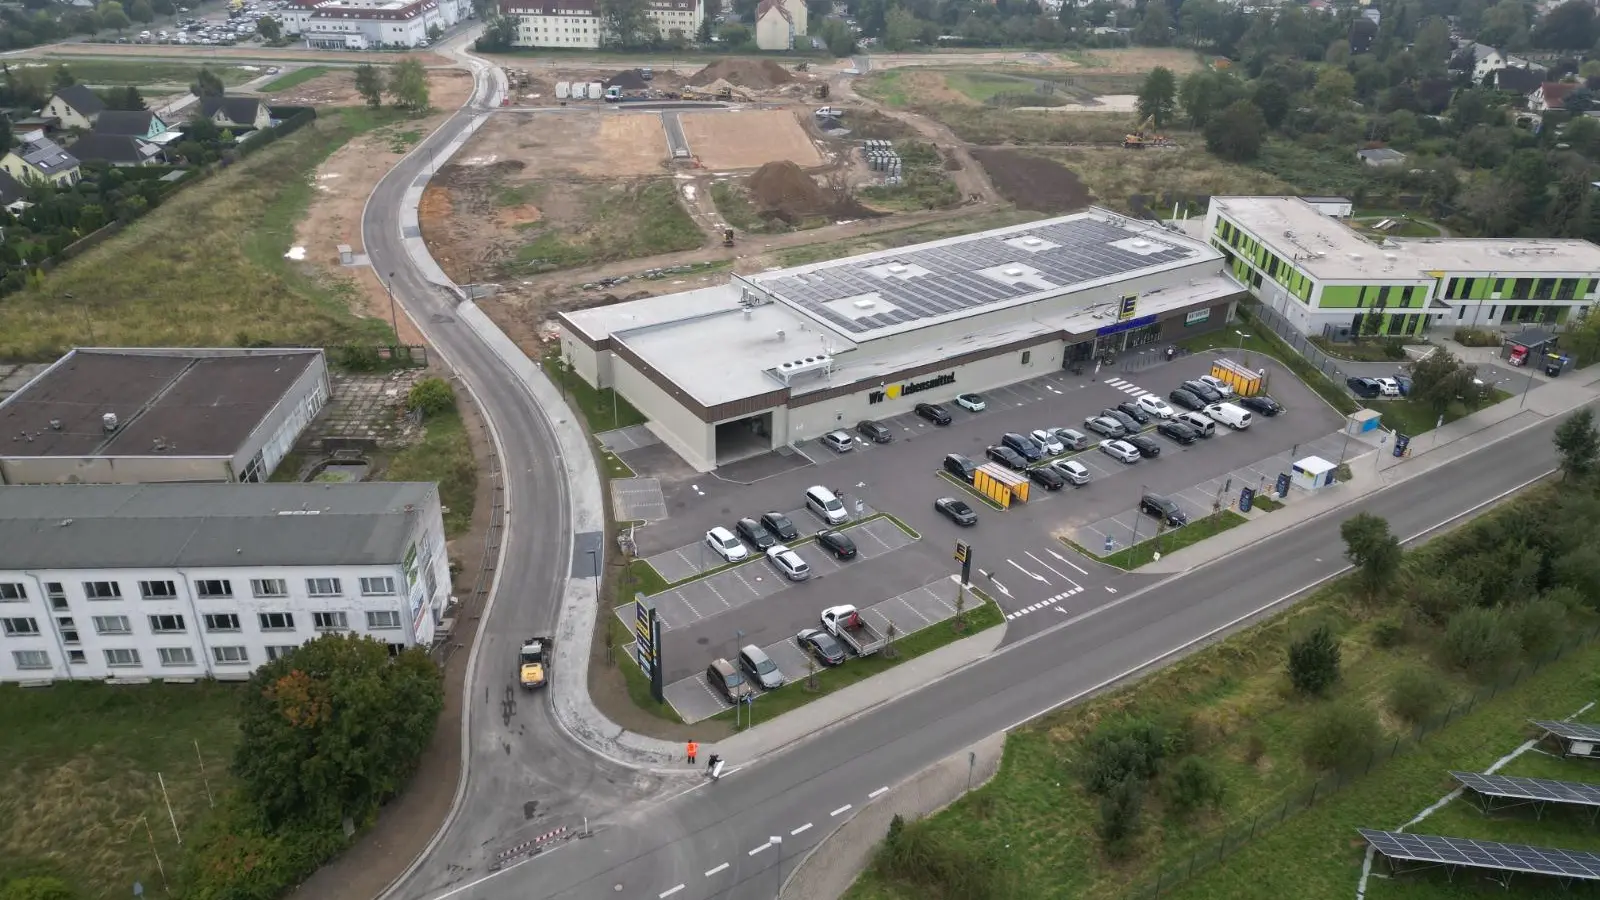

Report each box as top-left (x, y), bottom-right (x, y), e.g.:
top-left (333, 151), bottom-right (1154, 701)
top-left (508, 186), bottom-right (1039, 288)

top-left (604, 69), bottom-right (650, 90)
top-left (688, 58), bottom-right (794, 89)
top-left (745, 160), bottom-right (873, 223)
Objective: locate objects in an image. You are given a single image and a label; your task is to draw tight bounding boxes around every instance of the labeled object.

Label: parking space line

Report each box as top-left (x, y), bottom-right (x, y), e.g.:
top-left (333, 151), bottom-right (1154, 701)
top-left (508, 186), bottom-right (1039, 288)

top-left (705, 863), bottom-right (729, 877)
top-left (729, 568), bottom-right (765, 599)
top-left (831, 804), bottom-right (852, 816)
top-left (748, 843), bottom-right (771, 856)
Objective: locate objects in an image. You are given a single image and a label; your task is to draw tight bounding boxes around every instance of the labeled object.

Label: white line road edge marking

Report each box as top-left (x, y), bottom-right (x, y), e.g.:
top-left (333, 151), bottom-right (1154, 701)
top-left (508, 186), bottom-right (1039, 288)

top-left (791, 823), bottom-right (813, 836)
top-left (1007, 559), bottom-right (1049, 584)
top-left (868, 786), bottom-right (889, 799)
top-left (748, 842), bottom-right (771, 856)
top-left (659, 886), bottom-right (684, 898)
top-left (830, 804), bottom-right (852, 816)
top-left (1047, 547), bottom-right (1089, 575)
top-left (705, 863), bottom-right (729, 877)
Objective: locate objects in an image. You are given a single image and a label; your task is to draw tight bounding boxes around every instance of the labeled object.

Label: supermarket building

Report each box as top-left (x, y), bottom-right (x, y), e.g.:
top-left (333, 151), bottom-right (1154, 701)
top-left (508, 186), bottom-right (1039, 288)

top-left (1205, 196), bottom-right (1600, 339)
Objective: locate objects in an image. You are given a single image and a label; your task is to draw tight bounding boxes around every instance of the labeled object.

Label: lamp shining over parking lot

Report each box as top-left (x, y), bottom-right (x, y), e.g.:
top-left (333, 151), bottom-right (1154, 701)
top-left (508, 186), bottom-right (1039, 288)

top-left (1235, 330), bottom-right (1252, 367)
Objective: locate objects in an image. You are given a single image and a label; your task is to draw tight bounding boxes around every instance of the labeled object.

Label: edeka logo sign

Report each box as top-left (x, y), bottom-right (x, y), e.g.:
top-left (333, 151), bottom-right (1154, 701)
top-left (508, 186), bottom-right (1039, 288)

top-left (869, 372), bottom-right (956, 404)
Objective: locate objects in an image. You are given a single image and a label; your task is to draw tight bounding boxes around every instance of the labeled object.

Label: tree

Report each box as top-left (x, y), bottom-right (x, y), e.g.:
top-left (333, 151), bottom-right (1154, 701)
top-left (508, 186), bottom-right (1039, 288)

top-left (598, 0), bottom-right (654, 47)
top-left (191, 65), bottom-right (226, 98)
top-left (695, 14), bottom-right (712, 43)
top-left (1166, 756), bottom-right (1224, 816)
top-left (1134, 0), bottom-right (1170, 46)
top-left (1204, 99), bottom-right (1267, 162)
top-left (1412, 17), bottom-right (1451, 73)
top-left (427, 22), bottom-right (443, 42)
top-left (232, 634), bottom-right (443, 829)
top-left (1311, 65), bottom-right (1355, 108)
top-left (129, 0), bottom-right (153, 23)
top-left (1340, 512), bottom-right (1401, 601)
top-left (152, 0), bottom-right (174, 15)
top-left (1137, 66), bottom-right (1178, 128)
top-left (256, 14), bottom-right (281, 40)
top-left (407, 377), bottom-right (455, 416)
top-left (1251, 78), bottom-right (1289, 128)
top-left (819, 18), bottom-right (856, 56)
top-left (1554, 408), bottom-right (1600, 481)
top-left (883, 6), bottom-right (919, 51)
top-left (0, 877), bottom-right (76, 900)
top-left (716, 22), bottom-right (750, 46)
top-left (97, 0), bottom-right (130, 32)
top-left (387, 58), bottom-right (429, 110)
top-left (1532, 0), bottom-right (1595, 49)
top-left (69, 8), bottom-right (102, 34)
top-left (1411, 348), bottom-right (1482, 414)
top-left (1179, 69), bottom-right (1243, 128)
top-left (1287, 623), bottom-right (1341, 695)
top-left (1097, 776), bottom-right (1144, 856)
top-left (354, 63), bottom-right (384, 108)
top-left (104, 85), bottom-right (147, 110)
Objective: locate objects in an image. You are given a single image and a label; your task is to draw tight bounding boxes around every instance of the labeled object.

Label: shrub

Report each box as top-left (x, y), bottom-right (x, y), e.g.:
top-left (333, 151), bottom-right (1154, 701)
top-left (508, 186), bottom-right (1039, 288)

top-left (1443, 606), bottom-right (1522, 677)
top-left (1287, 624), bottom-right (1341, 696)
top-left (1097, 776), bottom-right (1145, 857)
top-left (1453, 327), bottom-right (1501, 347)
top-left (1080, 718), bottom-right (1168, 796)
top-left (178, 796), bottom-right (350, 900)
top-left (1302, 701), bottom-right (1382, 772)
top-left (1372, 616), bottom-right (1406, 648)
top-left (1166, 756), bottom-right (1225, 817)
top-left (1386, 667), bottom-right (1453, 724)
top-left (407, 376), bottom-right (456, 416)
top-left (0, 877), bottom-right (76, 900)
top-left (1515, 598), bottom-right (1569, 661)
top-left (874, 814), bottom-right (1008, 899)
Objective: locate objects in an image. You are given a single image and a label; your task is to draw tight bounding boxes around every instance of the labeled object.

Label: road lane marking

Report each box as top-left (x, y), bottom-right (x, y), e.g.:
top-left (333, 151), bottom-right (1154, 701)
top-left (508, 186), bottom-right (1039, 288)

top-left (1026, 551), bottom-right (1080, 591)
top-left (705, 863), bottom-right (729, 877)
top-left (791, 823), bottom-right (813, 835)
top-left (659, 886), bottom-right (684, 898)
top-left (1047, 548), bottom-right (1090, 575)
top-left (830, 804), bottom-right (852, 816)
top-left (749, 842), bottom-right (771, 856)
top-left (868, 786), bottom-right (888, 799)
top-left (1007, 559), bottom-right (1049, 583)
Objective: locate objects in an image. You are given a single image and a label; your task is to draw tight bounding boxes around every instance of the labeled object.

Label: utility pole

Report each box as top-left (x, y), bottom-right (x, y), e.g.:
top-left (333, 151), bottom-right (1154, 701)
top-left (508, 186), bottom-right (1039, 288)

top-left (384, 271), bottom-right (400, 343)
top-left (772, 835), bottom-right (784, 897)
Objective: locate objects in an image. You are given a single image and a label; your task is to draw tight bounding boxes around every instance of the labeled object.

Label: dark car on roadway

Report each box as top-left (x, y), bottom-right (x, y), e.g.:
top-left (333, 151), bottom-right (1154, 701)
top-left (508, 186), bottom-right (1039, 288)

top-left (1183, 379), bottom-right (1224, 403)
top-left (760, 511), bottom-right (800, 542)
top-left (1028, 465), bottom-right (1066, 490)
top-left (1001, 432), bottom-right (1044, 461)
top-left (986, 445), bottom-right (1028, 470)
top-left (1238, 394), bottom-right (1283, 416)
top-left (1084, 415), bottom-right (1126, 438)
top-left (915, 402), bottom-right (952, 425)
top-left (934, 497), bottom-right (978, 526)
top-left (815, 529), bottom-right (857, 559)
top-left (1140, 493), bottom-right (1189, 527)
top-left (944, 453), bottom-right (977, 482)
top-left (856, 419), bottom-right (893, 443)
top-left (1124, 433), bottom-right (1162, 459)
top-left (1115, 401), bottom-right (1152, 425)
top-left (1102, 408), bottom-right (1141, 433)
top-left (1157, 420), bottom-right (1199, 444)
top-left (1347, 376), bottom-right (1382, 398)
top-left (797, 628), bottom-right (846, 666)
top-left (1169, 388), bottom-right (1206, 411)
top-left (735, 517), bottom-right (776, 550)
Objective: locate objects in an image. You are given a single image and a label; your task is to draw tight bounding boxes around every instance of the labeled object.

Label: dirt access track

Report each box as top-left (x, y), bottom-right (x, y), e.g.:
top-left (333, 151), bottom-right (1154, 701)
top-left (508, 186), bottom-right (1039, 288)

top-left (680, 109), bottom-right (823, 170)
top-left (866, 47), bottom-right (1204, 74)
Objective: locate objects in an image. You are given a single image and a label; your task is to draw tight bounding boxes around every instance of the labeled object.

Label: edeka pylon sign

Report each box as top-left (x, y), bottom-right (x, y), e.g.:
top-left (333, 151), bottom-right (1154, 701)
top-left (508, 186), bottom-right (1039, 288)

top-left (868, 372), bottom-right (956, 404)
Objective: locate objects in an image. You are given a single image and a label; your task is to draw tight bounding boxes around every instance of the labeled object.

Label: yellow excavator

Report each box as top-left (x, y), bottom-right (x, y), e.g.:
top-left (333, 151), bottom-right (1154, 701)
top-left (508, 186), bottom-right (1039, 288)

top-left (1123, 114), bottom-right (1169, 149)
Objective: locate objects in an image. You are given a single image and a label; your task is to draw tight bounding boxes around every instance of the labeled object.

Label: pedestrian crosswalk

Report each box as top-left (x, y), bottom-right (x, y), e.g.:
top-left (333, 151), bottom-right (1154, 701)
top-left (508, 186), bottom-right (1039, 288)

top-left (1004, 586), bottom-right (1084, 621)
top-left (1103, 377), bottom-right (1154, 398)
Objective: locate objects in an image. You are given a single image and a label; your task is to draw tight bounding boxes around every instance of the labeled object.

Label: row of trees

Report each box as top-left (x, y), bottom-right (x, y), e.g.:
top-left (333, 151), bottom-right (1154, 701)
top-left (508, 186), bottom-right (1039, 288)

top-left (353, 60), bottom-right (431, 111)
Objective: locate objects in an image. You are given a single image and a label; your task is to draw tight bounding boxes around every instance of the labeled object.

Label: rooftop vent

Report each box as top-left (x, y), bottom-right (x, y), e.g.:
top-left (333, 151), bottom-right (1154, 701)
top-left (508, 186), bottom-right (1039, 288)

top-left (1003, 267), bottom-right (1025, 277)
top-left (853, 298), bottom-right (876, 310)
top-left (1348, 252), bottom-right (1363, 260)
top-left (48, 419), bottom-right (61, 431)
top-left (776, 329), bottom-right (786, 342)
top-left (1022, 236), bottom-right (1043, 246)
top-left (102, 412), bottom-right (118, 432)
top-left (1131, 239), bottom-right (1151, 249)
top-left (887, 263), bottom-right (908, 274)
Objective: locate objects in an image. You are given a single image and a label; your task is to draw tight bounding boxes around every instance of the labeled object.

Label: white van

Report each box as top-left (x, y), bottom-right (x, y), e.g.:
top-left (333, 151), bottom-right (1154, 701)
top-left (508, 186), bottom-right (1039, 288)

top-left (805, 485), bottom-right (849, 525)
top-left (1174, 411), bottom-right (1216, 437)
top-left (1204, 402), bottom-right (1252, 430)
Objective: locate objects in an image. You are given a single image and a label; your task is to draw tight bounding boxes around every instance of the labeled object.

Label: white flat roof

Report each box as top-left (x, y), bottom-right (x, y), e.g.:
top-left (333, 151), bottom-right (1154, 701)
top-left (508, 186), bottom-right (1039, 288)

top-left (563, 286), bottom-right (745, 342)
top-left (1213, 196), bottom-right (1600, 281)
top-left (615, 302), bottom-right (824, 407)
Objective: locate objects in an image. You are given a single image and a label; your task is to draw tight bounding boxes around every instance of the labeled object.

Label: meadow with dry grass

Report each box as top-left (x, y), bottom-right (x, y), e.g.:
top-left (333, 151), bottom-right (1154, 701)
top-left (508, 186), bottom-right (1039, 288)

top-left (1034, 146), bottom-right (1292, 213)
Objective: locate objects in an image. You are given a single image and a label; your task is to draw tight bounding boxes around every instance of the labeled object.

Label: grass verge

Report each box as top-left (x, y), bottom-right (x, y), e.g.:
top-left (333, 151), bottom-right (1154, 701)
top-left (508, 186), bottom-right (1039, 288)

top-left (540, 350), bottom-right (647, 432)
top-left (607, 616), bottom-right (683, 723)
top-left (710, 181), bottom-right (795, 234)
top-left (710, 597), bottom-right (1005, 730)
top-left (384, 405), bottom-right (477, 538)
top-left (48, 59), bottom-right (256, 86)
top-left (259, 65), bottom-right (330, 92)
top-left (1376, 390), bottom-right (1512, 437)
top-left (1179, 309), bottom-right (1360, 416)
top-left (0, 681), bottom-right (241, 898)
top-left (1095, 510), bottom-right (1249, 569)
top-left (513, 179), bottom-right (703, 273)
top-left (1248, 494), bottom-right (1283, 512)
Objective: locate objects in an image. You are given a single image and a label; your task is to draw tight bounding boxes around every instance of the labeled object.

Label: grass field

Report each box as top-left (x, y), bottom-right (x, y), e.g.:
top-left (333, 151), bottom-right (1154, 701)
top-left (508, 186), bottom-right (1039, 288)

top-left (1033, 147), bottom-right (1289, 214)
top-left (258, 65), bottom-right (330, 92)
top-left (540, 351), bottom-right (648, 432)
top-left (42, 59), bottom-right (257, 87)
top-left (0, 681), bottom-right (241, 899)
top-left (384, 405), bottom-right (477, 538)
top-left (513, 179), bottom-right (703, 273)
top-left (710, 181), bottom-right (795, 234)
top-left (0, 108), bottom-right (404, 360)
top-left (1376, 390), bottom-right (1513, 438)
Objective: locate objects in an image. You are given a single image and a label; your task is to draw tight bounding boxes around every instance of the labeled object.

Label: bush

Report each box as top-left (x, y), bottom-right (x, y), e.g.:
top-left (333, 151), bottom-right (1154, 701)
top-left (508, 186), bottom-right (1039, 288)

top-left (0, 877), bottom-right (77, 900)
top-left (1096, 775), bottom-right (1145, 857)
top-left (1080, 718), bottom-right (1168, 796)
top-left (1372, 616), bottom-right (1406, 648)
top-left (1442, 606), bottom-right (1522, 677)
top-left (178, 796), bottom-right (350, 900)
top-left (1166, 755), bottom-right (1225, 817)
top-left (1302, 700), bottom-right (1383, 772)
top-left (1453, 327), bottom-right (1501, 347)
top-left (1287, 624), bottom-right (1341, 696)
top-left (407, 376), bottom-right (455, 416)
top-left (874, 813), bottom-right (1009, 899)
top-left (1515, 598), bottom-right (1569, 661)
top-left (1385, 667), bottom-right (1453, 724)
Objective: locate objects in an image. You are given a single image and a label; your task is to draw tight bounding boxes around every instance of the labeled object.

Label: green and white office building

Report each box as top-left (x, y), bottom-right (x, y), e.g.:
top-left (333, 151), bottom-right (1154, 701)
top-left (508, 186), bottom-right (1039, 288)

top-left (1204, 196), bottom-right (1600, 338)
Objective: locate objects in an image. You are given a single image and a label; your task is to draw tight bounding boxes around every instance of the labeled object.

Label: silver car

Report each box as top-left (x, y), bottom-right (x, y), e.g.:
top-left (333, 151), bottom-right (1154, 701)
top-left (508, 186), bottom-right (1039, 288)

top-left (766, 544), bottom-right (811, 581)
top-left (1051, 427), bottom-right (1091, 451)
top-left (821, 430), bottom-right (855, 453)
top-left (1099, 439), bottom-right (1141, 464)
top-left (1051, 459), bottom-right (1091, 485)
top-left (1085, 416), bottom-right (1126, 439)
top-left (738, 644), bottom-right (785, 689)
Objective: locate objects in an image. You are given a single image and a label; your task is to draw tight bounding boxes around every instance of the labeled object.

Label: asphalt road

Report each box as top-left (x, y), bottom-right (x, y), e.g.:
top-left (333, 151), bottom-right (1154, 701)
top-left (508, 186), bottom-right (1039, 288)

top-left (436, 397), bottom-right (1571, 900)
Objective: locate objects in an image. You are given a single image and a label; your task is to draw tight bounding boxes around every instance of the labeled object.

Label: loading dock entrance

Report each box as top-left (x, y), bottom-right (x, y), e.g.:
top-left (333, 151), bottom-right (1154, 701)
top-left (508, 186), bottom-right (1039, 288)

top-left (714, 412), bottom-right (773, 465)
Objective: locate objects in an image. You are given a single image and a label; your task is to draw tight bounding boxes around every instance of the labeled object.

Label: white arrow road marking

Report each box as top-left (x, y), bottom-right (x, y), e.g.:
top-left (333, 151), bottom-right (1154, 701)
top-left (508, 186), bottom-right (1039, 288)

top-left (705, 863), bottom-right (729, 877)
top-left (1046, 548), bottom-right (1090, 575)
top-left (1026, 551), bottom-right (1081, 590)
top-left (1007, 559), bottom-right (1049, 583)
top-left (989, 578), bottom-right (1012, 598)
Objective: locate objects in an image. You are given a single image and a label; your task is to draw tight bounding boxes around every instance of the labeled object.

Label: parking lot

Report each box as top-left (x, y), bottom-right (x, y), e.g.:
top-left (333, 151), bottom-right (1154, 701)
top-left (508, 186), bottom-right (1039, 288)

top-left (641, 503), bottom-right (882, 584)
top-left (659, 576), bottom-right (980, 724)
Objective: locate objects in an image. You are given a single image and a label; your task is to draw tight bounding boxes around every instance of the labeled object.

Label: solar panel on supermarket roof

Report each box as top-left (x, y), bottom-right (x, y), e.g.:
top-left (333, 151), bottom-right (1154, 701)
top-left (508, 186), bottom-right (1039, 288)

top-left (1532, 720), bottom-right (1600, 742)
top-left (1360, 829), bottom-right (1600, 880)
top-left (746, 213), bottom-right (1203, 337)
top-left (1451, 771), bottom-right (1600, 808)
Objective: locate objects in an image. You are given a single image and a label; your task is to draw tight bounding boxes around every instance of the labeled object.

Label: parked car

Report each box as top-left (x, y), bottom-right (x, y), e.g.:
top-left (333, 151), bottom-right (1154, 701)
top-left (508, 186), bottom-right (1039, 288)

top-left (1001, 432), bottom-right (1044, 461)
top-left (1115, 401), bottom-right (1152, 425)
top-left (761, 511), bottom-right (799, 542)
top-left (1375, 376), bottom-right (1402, 397)
top-left (1140, 493), bottom-right (1189, 527)
top-left (1124, 433), bottom-right (1162, 458)
top-left (1136, 395), bottom-right (1176, 419)
top-left (821, 430), bottom-right (855, 453)
top-left (1029, 465), bottom-right (1066, 490)
top-left (915, 402), bottom-right (952, 425)
top-left (1347, 376), bottom-right (1382, 398)
top-left (1052, 427), bottom-right (1092, 451)
top-left (735, 517), bottom-right (776, 550)
top-left (956, 393), bottom-right (986, 412)
top-left (1198, 374), bottom-right (1236, 398)
top-left (766, 544), bottom-right (811, 581)
top-left (1392, 374), bottom-right (1413, 396)
top-left (934, 496), bottom-right (978, 525)
top-left (1051, 459), bottom-right (1091, 485)
top-left (1030, 428), bottom-right (1065, 456)
top-left (943, 453), bottom-right (977, 482)
top-left (1102, 407), bottom-right (1141, 433)
top-left (815, 529), bottom-right (857, 559)
top-left (1238, 394), bottom-right (1283, 416)
top-left (797, 628), bottom-right (846, 666)
top-left (738, 645), bottom-right (785, 690)
top-left (856, 419), bottom-right (893, 443)
top-left (1157, 420), bottom-right (1199, 444)
top-left (1099, 439), bottom-right (1142, 464)
top-left (1204, 402), bottom-right (1253, 430)
top-left (705, 526), bottom-right (749, 562)
top-left (1174, 410), bottom-right (1216, 437)
top-left (1169, 388), bottom-right (1207, 411)
top-left (1183, 379), bottom-right (1224, 403)
top-left (707, 657), bottom-right (755, 703)
top-left (805, 485), bottom-right (849, 525)
top-left (986, 445), bottom-right (1028, 470)
top-left (1084, 415), bottom-right (1126, 438)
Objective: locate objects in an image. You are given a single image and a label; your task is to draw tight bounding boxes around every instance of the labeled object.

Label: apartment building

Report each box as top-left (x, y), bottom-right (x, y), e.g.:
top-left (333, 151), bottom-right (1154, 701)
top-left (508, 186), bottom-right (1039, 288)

top-left (500, 0), bottom-right (702, 48)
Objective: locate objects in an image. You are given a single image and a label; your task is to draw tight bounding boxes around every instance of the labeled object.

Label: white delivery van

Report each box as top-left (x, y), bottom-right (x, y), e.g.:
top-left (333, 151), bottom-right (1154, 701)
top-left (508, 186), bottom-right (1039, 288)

top-left (805, 485), bottom-right (849, 525)
top-left (1204, 402), bottom-right (1253, 430)
top-left (1175, 411), bottom-right (1216, 437)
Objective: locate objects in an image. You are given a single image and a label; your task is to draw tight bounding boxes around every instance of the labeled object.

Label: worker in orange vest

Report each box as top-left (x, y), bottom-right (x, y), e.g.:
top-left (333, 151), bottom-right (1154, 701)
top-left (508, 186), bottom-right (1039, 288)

top-left (686, 740), bottom-right (698, 764)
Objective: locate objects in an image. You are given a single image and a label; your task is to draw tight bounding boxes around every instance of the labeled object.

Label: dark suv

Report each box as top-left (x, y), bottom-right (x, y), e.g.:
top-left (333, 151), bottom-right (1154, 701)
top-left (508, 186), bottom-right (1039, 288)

top-left (1001, 432), bottom-right (1044, 461)
top-left (915, 402), bottom-right (952, 425)
top-left (1347, 377), bottom-right (1382, 398)
top-left (943, 453), bottom-right (977, 482)
top-left (1028, 465), bottom-right (1065, 491)
top-left (1183, 380), bottom-right (1223, 403)
top-left (735, 517), bottom-right (776, 550)
top-left (1139, 493), bottom-right (1188, 527)
top-left (760, 511), bottom-right (800, 542)
top-left (856, 419), bottom-right (893, 443)
top-left (1101, 408), bottom-right (1141, 433)
top-left (986, 445), bottom-right (1027, 470)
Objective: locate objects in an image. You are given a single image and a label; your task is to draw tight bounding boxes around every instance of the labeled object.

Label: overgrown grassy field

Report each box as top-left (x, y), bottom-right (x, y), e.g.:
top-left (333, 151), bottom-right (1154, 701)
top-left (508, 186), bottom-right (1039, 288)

top-left (259, 65), bottom-right (330, 92)
top-left (513, 179), bottom-right (703, 272)
top-left (932, 108), bottom-right (1140, 144)
top-left (1034, 147), bottom-right (1290, 213)
top-left (0, 108), bottom-right (406, 359)
top-left (776, 208), bottom-right (1044, 267)
top-left (540, 350), bottom-right (648, 432)
top-left (0, 681), bottom-right (241, 899)
top-left (385, 405), bottom-right (477, 538)
top-left (43, 59), bottom-right (258, 87)
top-left (859, 141), bottom-right (962, 212)
top-left (710, 181), bottom-right (794, 234)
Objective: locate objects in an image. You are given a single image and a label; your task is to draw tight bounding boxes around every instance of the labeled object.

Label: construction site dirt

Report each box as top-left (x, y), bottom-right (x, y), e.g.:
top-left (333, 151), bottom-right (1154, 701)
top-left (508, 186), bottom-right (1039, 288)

top-left (967, 147), bottom-right (1093, 212)
top-left (679, 109), bottom-right (823, 169)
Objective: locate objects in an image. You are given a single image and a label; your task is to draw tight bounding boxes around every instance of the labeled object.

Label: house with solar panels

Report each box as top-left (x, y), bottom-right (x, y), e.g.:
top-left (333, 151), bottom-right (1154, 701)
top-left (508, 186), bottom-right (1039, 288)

top-left (558, 209), bottom-right (1242, 470)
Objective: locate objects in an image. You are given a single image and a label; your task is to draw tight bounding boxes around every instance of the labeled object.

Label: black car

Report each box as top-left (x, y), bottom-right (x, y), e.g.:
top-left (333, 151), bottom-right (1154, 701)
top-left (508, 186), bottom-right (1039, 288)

top-left (1028, 465), bottom-right (1066, 490)
top-left (1140, 493), bottom-right (1189, 527)
top-left (1238, 395), bottom-right (1283, 416)
top-left (1115, 401), bottom-right (1152, 425)
top-left (1001, 432), bottom-right (1044, 462)
top-left (856, 419), bottom-right (893, 443)
top-left (1347, 377), bottom-right (1381, 398)
top-left (815, 529), bottom-right (857, 559)
top-left (915, 402), bottom-right (952, 425)
top-left (796, 628), bottom-right (846, 666)
top-left (934, 497), bottom-right (978, 526)
top-left (1101, 408), bottom-right (1141, 433)
top-left (1156, 420), bottom-right (1199, 444)
top-left (735, 517), bottom-right (776, 550)
top-left (1124, 434), bottom-right (1162, 459)
top-left (986, 445), bottom-right (1028, 470)
top-left (760, 511), bottom-right (800, 542)
top-left (943, 453), bottom-right (977, 482)
top-left (1169, 388), bottom-right (1206, 411)
top-left (1183, 380), bottom-right (1224, 403)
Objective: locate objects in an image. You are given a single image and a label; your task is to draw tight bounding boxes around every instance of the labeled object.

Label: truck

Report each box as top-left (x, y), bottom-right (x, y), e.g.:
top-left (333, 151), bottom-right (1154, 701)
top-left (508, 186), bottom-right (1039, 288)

top-left (682, 86), bottom-right (734, 102)
top-left (518, 636), bottom-right (551, 689)
top-left (820, 605), bottom-right (886, 656)
top-left (604, 86), bottom-right (661, 102)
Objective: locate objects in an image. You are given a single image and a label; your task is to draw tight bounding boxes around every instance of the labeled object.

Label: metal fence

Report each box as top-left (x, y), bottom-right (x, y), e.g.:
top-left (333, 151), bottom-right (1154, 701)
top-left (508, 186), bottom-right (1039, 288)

top-left (1129, 624), bottom-right (1600, 899)
top-left (1245, 301), bottom-right (1352, 387)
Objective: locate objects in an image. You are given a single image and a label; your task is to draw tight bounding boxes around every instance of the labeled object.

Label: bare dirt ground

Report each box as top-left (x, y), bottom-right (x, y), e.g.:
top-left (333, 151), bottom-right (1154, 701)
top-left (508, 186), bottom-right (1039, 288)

top-left (681, 109), bottom-right (823, 169)
top-left (460, 111), bottom-right (668, 176)
top-left (291, 68), bottom-right (473, 345)
top-left (968, 148), bottom-right (1093, 212)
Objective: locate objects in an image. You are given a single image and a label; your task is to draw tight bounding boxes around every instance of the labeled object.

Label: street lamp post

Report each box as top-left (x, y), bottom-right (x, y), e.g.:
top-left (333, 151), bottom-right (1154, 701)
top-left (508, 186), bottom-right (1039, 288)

top-left (383, 271), bottom-right (400, 343)
top-left (587, 548), bottom-right (599, 600)
top-left (771, 835), bottom-right (784, 897)
top-left (1235, 330), bottom-right (1252, 367)
top-left (1129, 484), bottom-right (1146, 549)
